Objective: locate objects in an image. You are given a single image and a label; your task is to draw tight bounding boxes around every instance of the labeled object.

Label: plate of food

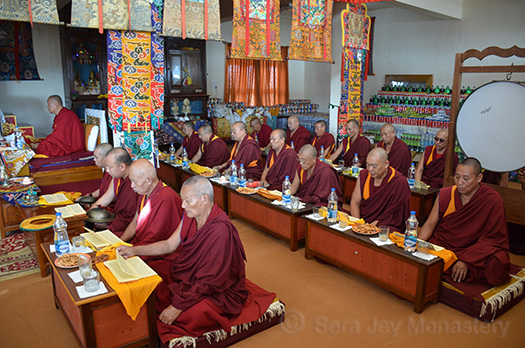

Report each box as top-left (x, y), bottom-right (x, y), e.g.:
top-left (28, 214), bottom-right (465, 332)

top-left (54, 253), bottom-right (90, 269)
top-left (236, 187), bottom-right (258, 195)
top-left (200, 170), bottom-right (215, 177)
top-left (352, 223), bottom-right (380, 236)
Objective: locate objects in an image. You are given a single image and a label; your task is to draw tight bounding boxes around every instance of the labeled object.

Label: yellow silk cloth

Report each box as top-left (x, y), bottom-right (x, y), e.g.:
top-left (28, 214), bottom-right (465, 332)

top-left (37, 191), bottom-right (82, 206)
top-left (96, 242), bottom-right (162, 320)
top-left (33, 154), bottom-right (49, 159)
top-left (257, 189), bottom-right (282, 201)
top-left (190, 163), bottom-right (211, 174)
top-left (389, 232), bottom-right (457, 271)
top-left (319, 207), bottom-right (365, 226)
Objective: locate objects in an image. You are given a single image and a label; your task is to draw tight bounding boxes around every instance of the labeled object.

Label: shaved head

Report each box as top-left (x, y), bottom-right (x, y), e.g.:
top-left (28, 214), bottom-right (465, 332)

top-left (288, 115), bottom-right (299, 123)
top-left (250, 118), bottom-right (261, 126)
top-left (47, 95), bottom-right (63, 106)
top-left (346, 119), bottom-right (359, 128)
top-left (299, 144), bottom-right (317, 158)
top-left (460, 157), bottom-right (482, 176)
top-left (436, 128), bottom-right (448, 138)
top-left (183, 121), bottom-right (194, 131)
top-left (94, 143), bottom-right (113, 157)
top-left (368, 147), bottom-right (388, 163)
top-left (232, 121), bottom-right (247, 132)
top-left (107, 147), bottom-right (132, 166)
top-left (381, 124), bottom-right (395, 134)
top-left (129, 159), bottom-right (158, 195)
top-left (199, 123), bottom-right (213, 134)
top-left (274, 129), bottom-right (286, 140)
top-left (182, 176), bottom-right (214, 202)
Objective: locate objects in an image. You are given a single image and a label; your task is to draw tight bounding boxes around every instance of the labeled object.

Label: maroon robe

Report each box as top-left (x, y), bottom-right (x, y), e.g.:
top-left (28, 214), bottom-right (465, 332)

top-left (286, 125), bottom-right (311, 153)
top-left (225, 135), bottom-right (263, 180)
top-left (35, 107), bottom-right (85, 157)
top-left (481, 170), bottom-right (502, 185)
top-left (421, 145), bottom-right (459, 188)
top-left (197, 134), bottom-right (230, 168)
top-left (296, 159), bottom-right (343, 206)
top-left (429, 184), bottom-right (510, 286)
top-left (182, 131), bottom-right (202, 159)
top-left (133, 181), bottom-right (183, 261)
top-left (108, 176), bottom-right (138, 236)
top-left (341, 135), bottom-right (371, 167)
top-left (249, 124), bottom-right (272, 148)
top-left (98, 171), bottom-right (112, 198)
top-left (376, 137), bottom-right (412, 177)
top-left (265, 145), bottom-right (297, 190)
top-left (358, 167), bottom-right (411, 232)
top-left (157, 204), bottom-right (249, 342)
top-left (311, 132), bottom-right (335, 158)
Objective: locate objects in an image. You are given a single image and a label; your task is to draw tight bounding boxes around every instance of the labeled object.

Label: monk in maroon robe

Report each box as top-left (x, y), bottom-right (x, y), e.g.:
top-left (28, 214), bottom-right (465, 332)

top-left (286, 115), bottom-right (311, 152)
top-left (191, 124), bottom-right (230, 168)
top-left (329, 119), bottom-right (371, 167)
top-left (118, 176), bottom-right (252, 342)
top-left (176, 121), bottom-right (201, 159)
top-left (420, 158), bottom-right (510, 286)
top-left (35, 95), bottom-right (85, 157)
top-left (415, 129), bottom-right (459, 188)
top-left (91, 148), bottom-right (138, 236)
top-left (291, 145), bottom-right (343, 206)
top-left (311, 120), bottom-right (335, 158)
top-left (249, 117), bottom-right (272, 148)
top-left (120, 159), bottom-right (183, 259)
top-left (260, 129), bottom-right (297, 190)
top-left (376, 123), bottom-right (412, 176)
top-left (350, 148), bottom-right (410, 232)
top-left (216, 122), bottom-right (263, 180)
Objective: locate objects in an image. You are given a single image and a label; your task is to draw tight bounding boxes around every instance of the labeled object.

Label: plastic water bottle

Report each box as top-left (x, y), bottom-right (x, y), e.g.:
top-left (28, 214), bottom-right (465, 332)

top-left (230, 160), bottom-right (238, 185)
top-left (352, 153), bottom-right (359, 177)
top-left (14, 126), bottom-right (24, 149)
top-left (404, 211), bottom-right (418, 252)
top-left (327, 188), bottom-right (338, 223)
top-left (182, 147), bottom-right (189, 168)
top-left (291, 141), bottom-right (295, 150)
top-left (54, 212), bottom-right (70, 257)
top-left (319, 146), bottom-right (325, 161)
top-left (238, 164), bottom-right (246, 188)
top-left (255, 134), bottom-right (259, 144)
top-left (408, 163), bottom-right (416, 188)
top-left (282, 176), bottom-right (291, 208)
top-left (169, 143), bottom-right (176, 164)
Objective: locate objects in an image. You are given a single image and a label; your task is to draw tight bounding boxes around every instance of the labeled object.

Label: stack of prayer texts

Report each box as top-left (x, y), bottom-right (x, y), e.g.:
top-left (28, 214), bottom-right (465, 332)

top-left (104, 252), bottom-right (157, 283)
top-left (81, 228), bottom-right (124, 250)
top-left (54, 203), bottom-right (86, 218)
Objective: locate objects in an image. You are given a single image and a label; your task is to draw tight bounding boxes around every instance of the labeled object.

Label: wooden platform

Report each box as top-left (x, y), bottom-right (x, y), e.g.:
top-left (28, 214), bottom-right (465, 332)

top-left (32, 165), bottom-right (103, 188)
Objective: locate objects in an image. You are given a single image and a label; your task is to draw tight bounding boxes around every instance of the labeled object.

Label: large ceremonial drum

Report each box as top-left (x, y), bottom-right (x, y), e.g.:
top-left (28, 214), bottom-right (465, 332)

top-left (456, 81), bottom-right (525, 172)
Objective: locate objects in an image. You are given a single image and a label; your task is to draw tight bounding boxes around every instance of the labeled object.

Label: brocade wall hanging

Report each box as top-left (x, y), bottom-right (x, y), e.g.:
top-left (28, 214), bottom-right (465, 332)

top-left (163, 0), bottom-right (221, 40)
top-left (231, 0), bottom-right (282, 61)
top-left (71, 0), bottom-right (153, 33)
top-left (289, 0), bottom-right (333, 63)
top-left (123, 131), bottom-right (154, 161)
top-left (0, 20), bottom-right (41, 81)
top-left (0, 0), bottom-right (59, 25)
top-left (337, 3), bottom-right (370, 136)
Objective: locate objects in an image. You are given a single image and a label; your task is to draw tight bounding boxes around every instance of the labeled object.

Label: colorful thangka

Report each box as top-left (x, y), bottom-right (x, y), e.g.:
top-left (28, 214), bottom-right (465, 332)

top-left (163, 0), bottom-right (221, 40)
top-left (0, 21), bottom-right (41, 81)
top-left (123, 131), bottom-right (154, 161)
top-left (338, 3), bottom-right (371, 136)
top-left (231, 0), bottom-right (281, 61)
top-left (289, 0), bottom-right (333, 63)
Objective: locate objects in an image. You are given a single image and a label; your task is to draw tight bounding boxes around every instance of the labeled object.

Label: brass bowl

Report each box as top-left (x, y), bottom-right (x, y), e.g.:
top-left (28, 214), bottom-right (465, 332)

top-left (78, 196), bottom-right (97, 204)
top-left (86, 208), bottom-right (116, 223)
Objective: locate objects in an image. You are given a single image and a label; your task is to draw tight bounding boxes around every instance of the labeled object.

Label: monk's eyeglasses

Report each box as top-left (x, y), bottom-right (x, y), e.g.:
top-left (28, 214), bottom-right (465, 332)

top-left (434, 137), bottom-right (446, 143)
top-left (298, 156), bottom-right (315, 163)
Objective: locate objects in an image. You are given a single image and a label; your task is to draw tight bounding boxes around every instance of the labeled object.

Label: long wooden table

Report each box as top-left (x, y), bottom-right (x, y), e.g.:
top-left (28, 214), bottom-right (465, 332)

top-left (227, 186), bottom-right (313, 251)
top-left (305, 217), bottom-right (443, 313)
top-left (42, 242), bottom-right (157, 348)
top-left (341, 174), bottom-right (439, 224)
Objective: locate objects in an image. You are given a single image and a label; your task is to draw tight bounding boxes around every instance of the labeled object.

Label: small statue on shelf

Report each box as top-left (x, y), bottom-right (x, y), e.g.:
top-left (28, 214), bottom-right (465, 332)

top-left (171, 100), bottom-right (179, 116)
top-left (182, 98), bottom-right (191, 117)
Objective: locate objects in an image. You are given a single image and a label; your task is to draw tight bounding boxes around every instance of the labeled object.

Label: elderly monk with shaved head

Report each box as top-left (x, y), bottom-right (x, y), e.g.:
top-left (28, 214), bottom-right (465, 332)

top-left (249, 117), bottom-right (273, 148)
top-left (91, 148), bottom-right (138, 236)
top-left (260, 129), bottom-right (297, 190)
top-left (291, 145), bottom-right (343, 206)
top-left (119, 159), bottom-right (183, 256)
top-left (350, 148), bottom-right (411, 231)
top-left (78, 143), bottom-right (113, 201)
top-left (286, 115), bottom-right (311, 152)
top-left (415, 129), bottom-right (459, 188)
top-left (311, 120), bottom-right (335, 158)
top-left (376, 123), bottom-right (412, 176)
top-left (118, 176), bottom-right (258, 343)
top-left (419, 158), bottom-right (510, 286)
top-left (191, 124), bottom-right (230, 168)
top-left (329, 119), bottom-right (370, 167)
top-left (215, 121), bottom-right (263, 180)
top-left (175, 121), bottom-right (202, 159)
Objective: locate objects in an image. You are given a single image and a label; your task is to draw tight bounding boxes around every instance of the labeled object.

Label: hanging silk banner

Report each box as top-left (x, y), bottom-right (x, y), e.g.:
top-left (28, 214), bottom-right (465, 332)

top-left (289, 0), bottom-right (333, 63)
top-left (71, 0), bottom-right (152, 32)
top-left (0, 0), bottom-right (59, 25)
top-left (163, 0), bottom-right (221, 40)
top-left (123, 131), bottom-right (154, 161)
top-left (0, 21), bottom-right (42, 81)
top-left (231, 0), bottom-right (282, 61)
top-left (150, 0), bottom-right (165, 130)
top-left (107, 30), bottom-right (124, 132)
top-left (341, 3), bottom-right (371, 50)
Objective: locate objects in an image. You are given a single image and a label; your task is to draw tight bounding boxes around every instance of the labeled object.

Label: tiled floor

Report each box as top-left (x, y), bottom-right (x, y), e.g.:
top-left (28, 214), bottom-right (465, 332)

top-left (1, 219), bottom-right (524, 348)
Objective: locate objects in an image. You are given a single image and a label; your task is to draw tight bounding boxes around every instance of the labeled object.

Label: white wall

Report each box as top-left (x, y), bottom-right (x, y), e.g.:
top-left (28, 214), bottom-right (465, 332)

top-left (0, 23), bottom-right (64, 135)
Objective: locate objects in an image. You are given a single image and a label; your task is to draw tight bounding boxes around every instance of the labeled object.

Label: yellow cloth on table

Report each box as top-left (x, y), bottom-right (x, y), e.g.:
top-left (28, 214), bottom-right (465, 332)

top-left (319, 207), bottom-right (365, 225)
top-left (96, 242), bottom-right (161, 321)
top-left (190, 163), bottom-right (211, 174)
top-left (38, 191), bottom-right (82, 206)
top-left (33, 154), bottom-right (49, 159)
top-left (389, 232), bottom-right (457, 271)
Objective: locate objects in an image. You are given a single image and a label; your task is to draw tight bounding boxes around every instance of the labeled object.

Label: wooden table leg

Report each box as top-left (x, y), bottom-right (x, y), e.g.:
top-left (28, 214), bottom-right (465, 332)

top-left (35, 230), bottom-right (49, 277)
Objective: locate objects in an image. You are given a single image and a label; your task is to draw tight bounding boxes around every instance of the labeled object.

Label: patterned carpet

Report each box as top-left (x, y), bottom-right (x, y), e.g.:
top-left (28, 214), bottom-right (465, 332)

top-left (0, 233), bottom-right (39, 282)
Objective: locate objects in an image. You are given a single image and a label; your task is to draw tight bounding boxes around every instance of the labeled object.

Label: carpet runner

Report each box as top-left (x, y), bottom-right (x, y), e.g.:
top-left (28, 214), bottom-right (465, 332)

top-left (0, 233), bottom-right (39, 282)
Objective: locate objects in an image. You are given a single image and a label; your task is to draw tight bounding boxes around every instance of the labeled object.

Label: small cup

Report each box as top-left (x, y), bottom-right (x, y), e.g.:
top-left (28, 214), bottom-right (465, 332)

top-left (291, 197), bottom-right (300, 211)
top-left (78, 254), bottom-right (92, 277)
top-left (379, 225), bottom-right (389, 242)
top-left (418, 241), bottom-right (430, 254)
top-left (82, 269), bottom-right (100, 292)
top-left (338, 218), bottom-right (348, 229)
top-left (72, 236), bottom-right (85, 251)
top-left (313, 206), bottom-right (321, 218)
top-left (338, 159), bottom-right (345, 169)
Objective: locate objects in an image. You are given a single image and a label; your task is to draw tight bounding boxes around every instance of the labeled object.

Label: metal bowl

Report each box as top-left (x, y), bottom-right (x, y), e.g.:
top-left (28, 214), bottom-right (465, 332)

top-left (78, 196), bottom-right (97, 204)
top-left (86, 208), bottom-right (116, 223)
